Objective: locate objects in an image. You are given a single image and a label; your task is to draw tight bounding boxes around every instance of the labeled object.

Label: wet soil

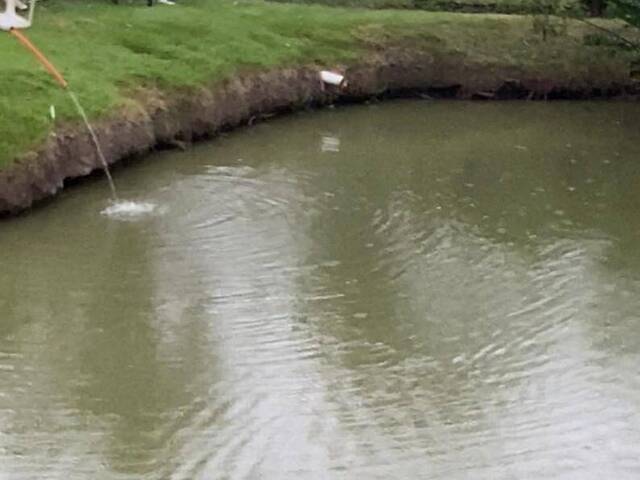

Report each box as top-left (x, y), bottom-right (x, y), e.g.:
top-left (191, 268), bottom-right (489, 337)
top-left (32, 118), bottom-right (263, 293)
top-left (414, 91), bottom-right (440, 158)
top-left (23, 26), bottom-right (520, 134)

top-left (0, 48), bottom-right (638, 215)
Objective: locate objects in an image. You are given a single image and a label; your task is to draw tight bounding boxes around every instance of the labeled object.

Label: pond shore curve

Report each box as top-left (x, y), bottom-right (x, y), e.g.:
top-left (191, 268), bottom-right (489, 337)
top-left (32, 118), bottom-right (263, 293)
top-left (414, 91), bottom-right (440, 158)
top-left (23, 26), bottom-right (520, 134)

top-left (0, 47), bottom-right (638, 215)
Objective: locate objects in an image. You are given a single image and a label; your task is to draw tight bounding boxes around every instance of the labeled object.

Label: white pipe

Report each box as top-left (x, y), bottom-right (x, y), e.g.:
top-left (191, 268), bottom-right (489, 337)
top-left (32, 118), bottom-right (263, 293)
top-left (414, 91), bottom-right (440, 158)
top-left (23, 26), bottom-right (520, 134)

top-left (320, 71), bottom-right (346, 87)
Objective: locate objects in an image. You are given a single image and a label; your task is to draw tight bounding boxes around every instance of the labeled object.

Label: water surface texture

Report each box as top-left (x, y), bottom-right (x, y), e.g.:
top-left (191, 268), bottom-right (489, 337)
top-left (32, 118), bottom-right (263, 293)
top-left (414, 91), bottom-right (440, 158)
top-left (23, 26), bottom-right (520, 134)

top-left (2, 101), bottom-right (640, 479)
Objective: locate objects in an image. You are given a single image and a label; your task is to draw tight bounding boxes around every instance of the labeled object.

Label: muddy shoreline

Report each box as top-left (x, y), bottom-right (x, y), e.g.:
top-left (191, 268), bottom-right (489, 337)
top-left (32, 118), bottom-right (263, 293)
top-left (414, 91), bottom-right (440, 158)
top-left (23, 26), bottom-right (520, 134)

top-left (0, 49), bottom-right (638, 215)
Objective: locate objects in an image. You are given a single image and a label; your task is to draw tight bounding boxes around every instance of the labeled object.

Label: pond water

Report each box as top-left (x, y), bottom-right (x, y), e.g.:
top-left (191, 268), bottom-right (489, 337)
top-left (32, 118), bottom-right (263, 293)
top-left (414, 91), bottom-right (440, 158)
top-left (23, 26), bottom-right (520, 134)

top-left (1, 100), bottom-right (640, 479)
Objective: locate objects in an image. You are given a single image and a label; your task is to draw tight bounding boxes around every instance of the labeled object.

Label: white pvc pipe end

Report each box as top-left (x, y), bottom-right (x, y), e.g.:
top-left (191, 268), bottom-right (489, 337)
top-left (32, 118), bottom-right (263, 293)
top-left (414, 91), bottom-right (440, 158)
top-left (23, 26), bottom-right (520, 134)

top-left (320, 71), bottom-right (347, 88)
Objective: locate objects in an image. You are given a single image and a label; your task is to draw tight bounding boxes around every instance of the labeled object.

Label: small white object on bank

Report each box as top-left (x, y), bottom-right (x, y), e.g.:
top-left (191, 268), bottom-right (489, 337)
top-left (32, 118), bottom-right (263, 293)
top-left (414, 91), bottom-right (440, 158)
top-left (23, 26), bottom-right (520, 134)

top-left (49, 104), bottom-right (56, 120)
top-left (320, 70), bottom-right (347, 88)
top-left (0, 0), bottom-right (35, 31)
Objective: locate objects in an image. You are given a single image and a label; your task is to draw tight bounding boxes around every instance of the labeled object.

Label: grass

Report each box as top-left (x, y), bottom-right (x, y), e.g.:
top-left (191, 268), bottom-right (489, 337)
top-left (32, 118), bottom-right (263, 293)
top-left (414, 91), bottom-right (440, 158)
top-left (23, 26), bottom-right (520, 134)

top-left (269, 0), bottom-right (583, 15)
top-left (0, 0), bottom-right (637, 169)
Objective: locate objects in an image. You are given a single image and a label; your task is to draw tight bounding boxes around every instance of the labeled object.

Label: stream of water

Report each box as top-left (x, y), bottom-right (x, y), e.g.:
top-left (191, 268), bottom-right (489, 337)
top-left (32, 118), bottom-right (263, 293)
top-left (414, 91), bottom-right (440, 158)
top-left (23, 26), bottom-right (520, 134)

top-left (1, 100), bottom-right (640, 479)
top-left (67, 90), bottom-right (119, 201)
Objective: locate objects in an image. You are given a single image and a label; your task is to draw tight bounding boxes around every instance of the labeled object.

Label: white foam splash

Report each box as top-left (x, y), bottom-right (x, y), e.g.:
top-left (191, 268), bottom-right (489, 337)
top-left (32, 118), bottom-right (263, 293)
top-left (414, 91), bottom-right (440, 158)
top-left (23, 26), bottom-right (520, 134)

top-left (101, 201), bottom-right (159, 220)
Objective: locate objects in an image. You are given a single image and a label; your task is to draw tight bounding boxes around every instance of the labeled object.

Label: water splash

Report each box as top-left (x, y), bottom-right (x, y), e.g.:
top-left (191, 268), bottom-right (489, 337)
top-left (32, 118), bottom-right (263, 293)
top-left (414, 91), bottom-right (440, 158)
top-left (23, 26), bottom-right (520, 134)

top-left (101, 200), bottom-right (159, 220)
top-left (67, 90), bottom-right (118, 200)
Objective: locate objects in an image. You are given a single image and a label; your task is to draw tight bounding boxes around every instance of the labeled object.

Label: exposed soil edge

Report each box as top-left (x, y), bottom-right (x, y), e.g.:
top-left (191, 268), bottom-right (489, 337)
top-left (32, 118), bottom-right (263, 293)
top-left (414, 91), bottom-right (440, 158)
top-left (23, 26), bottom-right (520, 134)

top-left (0, 48), bottom-right (638, 215)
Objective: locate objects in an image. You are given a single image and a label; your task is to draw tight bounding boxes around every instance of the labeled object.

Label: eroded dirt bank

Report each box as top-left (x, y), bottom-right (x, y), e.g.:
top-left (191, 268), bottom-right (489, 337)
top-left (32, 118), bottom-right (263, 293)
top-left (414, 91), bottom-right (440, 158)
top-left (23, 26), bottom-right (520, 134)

top-left (0, 49), bottom-right (638, 215)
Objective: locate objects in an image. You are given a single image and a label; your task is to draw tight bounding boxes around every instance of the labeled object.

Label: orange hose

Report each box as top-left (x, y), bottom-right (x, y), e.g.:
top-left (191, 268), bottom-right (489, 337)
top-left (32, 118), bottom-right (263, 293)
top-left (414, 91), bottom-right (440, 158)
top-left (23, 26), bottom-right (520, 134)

top-left (10, 28), bottom-right (68, 89)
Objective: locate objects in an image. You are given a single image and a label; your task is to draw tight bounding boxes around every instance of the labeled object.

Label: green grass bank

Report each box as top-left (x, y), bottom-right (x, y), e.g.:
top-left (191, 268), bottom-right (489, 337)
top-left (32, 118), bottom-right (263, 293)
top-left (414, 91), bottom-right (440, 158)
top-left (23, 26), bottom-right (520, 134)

top-left (0, 0), bottom-right (638, 174)
top-left (268, 0), bottom-right (581, 15)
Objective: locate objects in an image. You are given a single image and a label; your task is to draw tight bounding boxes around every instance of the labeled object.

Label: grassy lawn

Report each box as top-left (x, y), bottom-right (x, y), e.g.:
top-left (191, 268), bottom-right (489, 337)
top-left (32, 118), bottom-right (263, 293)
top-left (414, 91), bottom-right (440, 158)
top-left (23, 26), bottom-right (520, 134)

top-left (0, 0), bottom-right (636, 169)
top-left (269, 0), bottom-right (582, 14)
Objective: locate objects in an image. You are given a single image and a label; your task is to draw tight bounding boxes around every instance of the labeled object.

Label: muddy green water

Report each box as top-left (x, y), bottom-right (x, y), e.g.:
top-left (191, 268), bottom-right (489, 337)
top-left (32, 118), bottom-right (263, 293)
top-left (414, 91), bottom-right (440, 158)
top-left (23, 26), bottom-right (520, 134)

top-left (2, 101), bottom-right (640, 479)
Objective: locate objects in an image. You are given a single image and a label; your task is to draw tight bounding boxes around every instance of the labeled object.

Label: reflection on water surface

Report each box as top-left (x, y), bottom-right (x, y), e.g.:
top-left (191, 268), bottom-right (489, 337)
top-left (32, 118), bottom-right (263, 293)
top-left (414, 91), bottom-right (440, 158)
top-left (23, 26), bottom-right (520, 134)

top-left (1, 101), bottom-right (640, 479)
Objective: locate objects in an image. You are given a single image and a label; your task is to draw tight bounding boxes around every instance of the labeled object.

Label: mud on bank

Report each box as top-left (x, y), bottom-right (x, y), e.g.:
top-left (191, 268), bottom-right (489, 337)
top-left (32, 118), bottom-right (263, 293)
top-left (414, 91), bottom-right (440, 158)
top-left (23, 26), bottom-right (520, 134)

top-left (0, 48), bottom-right (638, 215)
